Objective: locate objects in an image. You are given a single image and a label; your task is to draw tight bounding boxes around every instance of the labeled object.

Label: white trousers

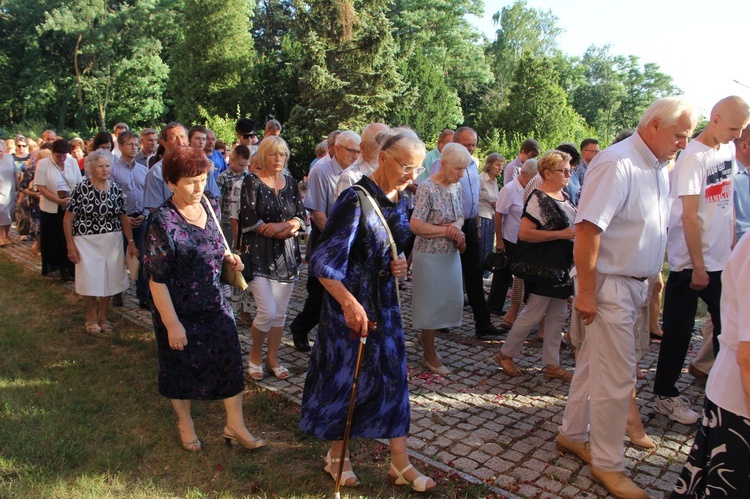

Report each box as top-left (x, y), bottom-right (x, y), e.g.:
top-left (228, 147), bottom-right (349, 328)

top-left (560, 274), bottom-right (648, 472)
top-left (500, 293), bottom-right (568, 366)
top-left (248, 277), bottom-right (295, 332)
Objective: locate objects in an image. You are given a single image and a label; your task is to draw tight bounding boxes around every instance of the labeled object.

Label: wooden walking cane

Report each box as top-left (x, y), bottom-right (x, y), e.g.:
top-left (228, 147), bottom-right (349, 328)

top-left (334, 320), bottom-right (377, 499)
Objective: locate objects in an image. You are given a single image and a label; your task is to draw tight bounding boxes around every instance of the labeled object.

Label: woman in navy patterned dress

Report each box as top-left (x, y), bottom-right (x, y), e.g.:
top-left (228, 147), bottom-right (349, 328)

top-left (144, 147), bottom-right (264, 453)
top-left (299, 129), bottom-right (436, 492)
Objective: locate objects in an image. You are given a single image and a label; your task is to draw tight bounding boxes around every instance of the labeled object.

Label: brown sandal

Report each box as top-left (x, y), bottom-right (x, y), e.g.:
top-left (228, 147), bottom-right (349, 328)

top-left (545, 364), bottom-right (573, 382)
top-left (495, 352), bottom-right (522, 377)
top-left (98, 320), bottom-right (113, 333)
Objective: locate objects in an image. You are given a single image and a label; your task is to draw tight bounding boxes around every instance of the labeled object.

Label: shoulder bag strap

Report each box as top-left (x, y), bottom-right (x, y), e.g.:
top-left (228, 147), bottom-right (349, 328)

top-left (202, 194), bottom-right (230, 255)
top-left (352, 185), bottom-right (400, 305)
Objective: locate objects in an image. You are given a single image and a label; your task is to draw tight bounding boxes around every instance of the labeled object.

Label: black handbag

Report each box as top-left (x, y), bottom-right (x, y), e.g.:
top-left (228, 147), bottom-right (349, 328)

top-left (510, 238), bottom-right (573, 285)
top-left (483, 251), bottom-right (509, 272)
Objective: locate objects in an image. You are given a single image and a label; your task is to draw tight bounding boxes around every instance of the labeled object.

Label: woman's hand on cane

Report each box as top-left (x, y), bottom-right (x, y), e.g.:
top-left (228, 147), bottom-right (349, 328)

top-left (341, 298), bottom-right (369, 337)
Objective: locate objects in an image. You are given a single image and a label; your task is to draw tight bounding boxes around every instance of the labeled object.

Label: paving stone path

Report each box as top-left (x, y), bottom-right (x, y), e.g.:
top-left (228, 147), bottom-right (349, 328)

top-left (1, 229), bottom-right (707, 498)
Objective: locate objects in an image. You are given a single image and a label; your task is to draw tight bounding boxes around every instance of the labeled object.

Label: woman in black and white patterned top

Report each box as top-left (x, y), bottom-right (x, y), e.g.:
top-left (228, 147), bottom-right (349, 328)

top-left (64, 149), bottom-right (138, 335)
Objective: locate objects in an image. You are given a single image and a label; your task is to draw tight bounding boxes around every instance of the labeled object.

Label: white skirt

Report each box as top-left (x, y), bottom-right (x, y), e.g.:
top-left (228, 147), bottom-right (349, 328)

top-left (74, 231), bottom-right (129, 297)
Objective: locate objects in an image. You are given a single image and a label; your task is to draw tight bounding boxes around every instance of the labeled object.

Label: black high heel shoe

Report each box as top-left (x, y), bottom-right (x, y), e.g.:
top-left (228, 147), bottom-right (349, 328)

top-left (223, 426), bottom-right (266, 450)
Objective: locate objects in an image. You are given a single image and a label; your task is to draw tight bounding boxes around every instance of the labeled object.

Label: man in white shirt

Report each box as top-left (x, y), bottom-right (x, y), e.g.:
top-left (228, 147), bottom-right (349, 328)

top-left (558, 96), bottom-right (699, 499)
top-left (689, 124), bottom-right (750, 381)
top-left (653, 96), bottom-right (750, 423)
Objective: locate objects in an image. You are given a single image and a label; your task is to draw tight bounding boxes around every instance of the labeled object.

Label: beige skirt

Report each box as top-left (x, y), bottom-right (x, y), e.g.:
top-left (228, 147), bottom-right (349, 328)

top-left (73, 231), bottom-right (129, 297)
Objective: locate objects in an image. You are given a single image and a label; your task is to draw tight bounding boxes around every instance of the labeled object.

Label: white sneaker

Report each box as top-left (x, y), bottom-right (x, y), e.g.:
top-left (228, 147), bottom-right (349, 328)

top-left (654, 395), bottom-right (700, 424)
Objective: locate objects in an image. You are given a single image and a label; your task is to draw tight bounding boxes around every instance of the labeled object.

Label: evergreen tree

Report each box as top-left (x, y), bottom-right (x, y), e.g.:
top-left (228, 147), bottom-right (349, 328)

top-left (250, 0), bottom-right (302, 125)
top-left (285, 0), bottom-right (402, 171)
top-left (500, 54), bottom-right (590, 147)
top-left (170, 0), bottom-right (255, 124)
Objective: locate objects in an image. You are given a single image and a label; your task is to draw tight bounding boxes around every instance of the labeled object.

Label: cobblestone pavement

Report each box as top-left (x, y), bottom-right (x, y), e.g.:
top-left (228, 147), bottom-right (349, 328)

top-left (1, 230), bottom-right (707, 498)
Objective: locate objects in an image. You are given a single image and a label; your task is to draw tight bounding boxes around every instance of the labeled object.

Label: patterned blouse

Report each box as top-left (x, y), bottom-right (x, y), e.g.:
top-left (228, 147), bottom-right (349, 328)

top-left (238, 173), bottom-right (306, 282)
top-left (411, 177), bottom-right (463, 254)
top-left (66, 179), bottom-right (126, 236)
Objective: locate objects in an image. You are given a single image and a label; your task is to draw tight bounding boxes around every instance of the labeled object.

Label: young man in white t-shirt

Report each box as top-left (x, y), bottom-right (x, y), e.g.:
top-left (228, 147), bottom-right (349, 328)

top-left (654, 96), bottom-right (750, 424)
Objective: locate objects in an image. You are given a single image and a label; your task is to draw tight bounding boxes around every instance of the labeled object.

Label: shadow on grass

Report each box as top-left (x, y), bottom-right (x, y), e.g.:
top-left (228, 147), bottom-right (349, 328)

top-left (0, 256), bottom-right (492, 498)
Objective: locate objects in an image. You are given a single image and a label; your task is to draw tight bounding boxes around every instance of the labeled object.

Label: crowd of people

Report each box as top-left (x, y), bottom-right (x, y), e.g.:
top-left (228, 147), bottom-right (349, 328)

top-left (2, 94), bottom-right (750, 498)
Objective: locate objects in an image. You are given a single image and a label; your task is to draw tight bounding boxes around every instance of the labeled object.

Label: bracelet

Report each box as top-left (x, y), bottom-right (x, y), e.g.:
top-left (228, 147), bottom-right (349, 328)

top-left (128, 239), bottom-right (134, 243)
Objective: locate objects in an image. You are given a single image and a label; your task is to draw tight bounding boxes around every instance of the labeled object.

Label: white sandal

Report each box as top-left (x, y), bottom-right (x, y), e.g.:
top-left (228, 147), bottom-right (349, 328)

top-left (247, 360), bottom-right (264, 380)
top-left (265, 363), bottom-right (290, 380)
top-left (323, 449), bottom-right (360, 487)
top-left (388, 463), bottom-right (436, 492)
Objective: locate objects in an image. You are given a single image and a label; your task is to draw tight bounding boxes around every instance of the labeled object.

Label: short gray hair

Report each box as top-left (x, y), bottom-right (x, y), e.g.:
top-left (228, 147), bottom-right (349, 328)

top-left (335, 130), bottom-right (361, 148)
top-left (638, 96), bottom-right (699, 129)
top-left (85, 149), bottom-right (113, 176)
top-left (520, 158), bottom-right (538, 176)
top-left (440, 142), bottom-right (472, 170)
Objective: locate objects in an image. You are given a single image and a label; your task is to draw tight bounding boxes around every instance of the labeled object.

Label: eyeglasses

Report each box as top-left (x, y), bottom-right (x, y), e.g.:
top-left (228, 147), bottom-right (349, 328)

top-left (241, 133), bottom-right (256, 139)
top-left (555, 169), bottom-right (573, 176)
top-left (340, 145), bottom-right (360, 155)
top-left (391, 155), bottom-right (425, 176)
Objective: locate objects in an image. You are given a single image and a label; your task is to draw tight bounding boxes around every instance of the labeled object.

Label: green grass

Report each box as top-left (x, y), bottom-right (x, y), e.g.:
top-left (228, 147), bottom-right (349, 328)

top-left (0, 256), bottom-right (493, 498)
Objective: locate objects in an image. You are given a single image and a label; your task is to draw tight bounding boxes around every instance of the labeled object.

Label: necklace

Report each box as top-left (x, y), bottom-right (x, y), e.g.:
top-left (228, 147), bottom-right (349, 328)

top-left (179, 205), bottom-right (204, 223)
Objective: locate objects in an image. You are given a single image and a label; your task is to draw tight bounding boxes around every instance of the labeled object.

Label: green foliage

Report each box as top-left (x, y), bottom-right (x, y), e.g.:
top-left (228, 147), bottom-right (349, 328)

top-left (250, 0), bottom-right (301, 124)
top-left (198, 105), bottom-right (243, 144)
top-left (568, 49), bottom-right (679, 143)
top-left (484, 1), bottom-right (562, 104)
top-left (286, 0), bottom-right (402, 169)
top-left (500, 54), bottom-right (591, 147)
top-left (38, 0), bottom-right (170, 130)
top-left (0, 0), bottom-right (682, 153)
top-left (388, 0), bottom-right (492, 120)
top-left (387, 47), bottom-right (463, 137)
top-left (170, 0), bottom-right (255, 124)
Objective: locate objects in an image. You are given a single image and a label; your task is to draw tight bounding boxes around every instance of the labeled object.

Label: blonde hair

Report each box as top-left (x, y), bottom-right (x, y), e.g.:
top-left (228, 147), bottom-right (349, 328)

top-left (537, 149), bottom-right (572, 176)
top-left (256, 136), bottom-right (290, 171)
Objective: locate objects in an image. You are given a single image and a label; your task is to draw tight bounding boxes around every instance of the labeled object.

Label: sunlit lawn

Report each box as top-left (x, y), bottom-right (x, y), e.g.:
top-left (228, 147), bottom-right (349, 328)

top-left (0, 255), bottom-right (492, 498)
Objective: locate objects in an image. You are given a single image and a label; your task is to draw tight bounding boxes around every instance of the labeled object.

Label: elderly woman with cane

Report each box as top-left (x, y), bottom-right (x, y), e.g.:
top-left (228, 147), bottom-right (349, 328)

top-left (299, 128), bottom-right (436, 492)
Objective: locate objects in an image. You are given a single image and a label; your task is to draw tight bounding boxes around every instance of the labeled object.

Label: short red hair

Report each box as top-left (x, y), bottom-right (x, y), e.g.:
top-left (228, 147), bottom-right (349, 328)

top-left (162, 146), bottom-right (210, 184)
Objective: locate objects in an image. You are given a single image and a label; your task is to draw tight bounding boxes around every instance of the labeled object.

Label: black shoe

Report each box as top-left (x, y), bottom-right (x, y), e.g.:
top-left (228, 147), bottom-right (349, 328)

top-left (292, 331), bottom-right (311, 352)
top-left (438, 327), bottom-right (450, 333)
top-left (476, 325), bottom-right (503, 339)
top-left (112, 293), bottom-right (124, 307)
top-left (59, 268), bottom-right (74, 282)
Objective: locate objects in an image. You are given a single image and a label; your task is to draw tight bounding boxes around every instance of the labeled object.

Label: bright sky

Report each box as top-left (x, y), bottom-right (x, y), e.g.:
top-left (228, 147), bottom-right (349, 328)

top-left (471, 0), bottom-right (750, 117)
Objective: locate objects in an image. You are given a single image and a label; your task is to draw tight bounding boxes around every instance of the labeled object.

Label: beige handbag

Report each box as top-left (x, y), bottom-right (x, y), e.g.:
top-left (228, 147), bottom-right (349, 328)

top-left (203, 195), bottom-right (248, 290)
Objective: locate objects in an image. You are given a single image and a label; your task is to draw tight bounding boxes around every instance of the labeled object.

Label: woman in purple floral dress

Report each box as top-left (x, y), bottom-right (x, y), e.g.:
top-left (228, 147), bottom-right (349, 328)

top-left (144, 147), bottom-right (264, 453)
